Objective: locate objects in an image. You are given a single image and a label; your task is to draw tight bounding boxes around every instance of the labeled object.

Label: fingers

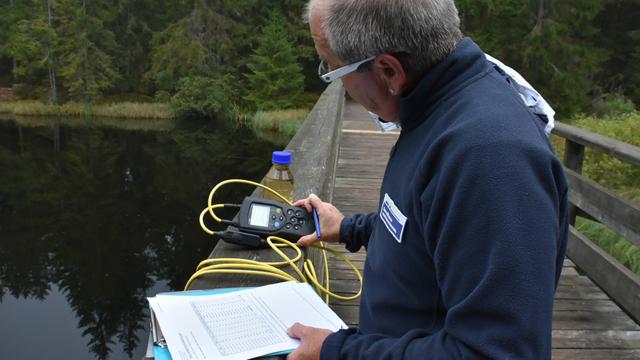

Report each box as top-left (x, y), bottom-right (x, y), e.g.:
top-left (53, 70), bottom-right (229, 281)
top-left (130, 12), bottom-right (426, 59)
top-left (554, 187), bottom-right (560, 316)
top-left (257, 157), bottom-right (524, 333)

top-left (297, 233), bottom-right (318, 247)
top-left (287, 322), bottom-right (306, 339)
top-left (307, 194), bottom-right (323, 210)
top-left (293, 194), bottom-right (323, 213)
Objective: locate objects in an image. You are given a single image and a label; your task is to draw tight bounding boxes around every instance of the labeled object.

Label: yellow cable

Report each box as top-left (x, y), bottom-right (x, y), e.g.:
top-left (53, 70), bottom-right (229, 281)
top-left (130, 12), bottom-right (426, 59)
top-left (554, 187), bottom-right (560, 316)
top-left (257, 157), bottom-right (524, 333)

top-left (186, 179), bottom-right (363, 303)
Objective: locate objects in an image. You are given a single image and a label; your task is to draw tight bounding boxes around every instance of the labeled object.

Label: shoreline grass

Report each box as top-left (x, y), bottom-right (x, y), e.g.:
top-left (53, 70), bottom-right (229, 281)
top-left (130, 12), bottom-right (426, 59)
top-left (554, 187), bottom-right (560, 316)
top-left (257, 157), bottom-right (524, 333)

top-left (247, 108), bottom-right (309, 138)
top-left (0, 100), bottom-right (175, 119)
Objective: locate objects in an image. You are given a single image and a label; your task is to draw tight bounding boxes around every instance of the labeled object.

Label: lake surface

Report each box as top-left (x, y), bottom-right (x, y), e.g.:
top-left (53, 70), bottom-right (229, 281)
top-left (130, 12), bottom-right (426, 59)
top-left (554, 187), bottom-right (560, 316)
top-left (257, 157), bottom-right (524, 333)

top-left (0, 116), bottom-right (284, 359)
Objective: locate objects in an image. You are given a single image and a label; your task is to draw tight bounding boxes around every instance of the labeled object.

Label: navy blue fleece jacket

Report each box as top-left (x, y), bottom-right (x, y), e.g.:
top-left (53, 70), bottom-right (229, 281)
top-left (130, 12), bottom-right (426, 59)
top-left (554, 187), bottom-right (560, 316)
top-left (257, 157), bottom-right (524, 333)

top-left (321, 38), bottom-right (568, 359)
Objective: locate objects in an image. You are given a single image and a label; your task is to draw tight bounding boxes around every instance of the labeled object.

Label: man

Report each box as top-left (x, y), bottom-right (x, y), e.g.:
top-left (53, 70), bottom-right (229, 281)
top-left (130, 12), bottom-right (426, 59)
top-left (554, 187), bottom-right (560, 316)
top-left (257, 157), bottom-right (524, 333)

top-left (288, 0), bottom-right (568, 359)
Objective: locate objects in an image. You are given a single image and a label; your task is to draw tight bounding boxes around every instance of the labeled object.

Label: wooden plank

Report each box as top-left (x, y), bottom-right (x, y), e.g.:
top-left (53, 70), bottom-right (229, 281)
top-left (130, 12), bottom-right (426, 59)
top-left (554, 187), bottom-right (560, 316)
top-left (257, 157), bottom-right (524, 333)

top-left (553, 349), bottom-right (640, 360)
top-left (565, 168), bottom-right (640, 247)
top-left (553, 299), bottom-right (623, 312)
top-left (566, 226), bottom-right (640, 322)
top-left (555, 287), bottom-right (611, 300)
top-left (564, 259), bottom-right (576, 267)
top-left (561, 267), bottom-right (580, 276)
top-left (332, 307), bottom-right (640, 334)
top-left (563, 139), bottom-right (585, 226)
top-left (342, 129), bottom-right (400, 136)
top-left (554, 122), bottom-right (640, 167)
top-left (552, 310), bottom-right (640, 330)
top-left (564, 139), bottom-right (586, 174)
top-left (334, 176), bottom-right (383, 185)
top-left (552, 330), bottom-right (640, 349)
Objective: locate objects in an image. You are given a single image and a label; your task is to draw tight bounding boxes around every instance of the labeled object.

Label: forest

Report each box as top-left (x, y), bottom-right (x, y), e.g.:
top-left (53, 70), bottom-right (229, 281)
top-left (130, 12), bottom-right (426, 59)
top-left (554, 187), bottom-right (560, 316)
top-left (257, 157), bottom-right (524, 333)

top-left (0, 0), bottom-right (639, 118)
top-left (1, 2), bottom-right (639, 359)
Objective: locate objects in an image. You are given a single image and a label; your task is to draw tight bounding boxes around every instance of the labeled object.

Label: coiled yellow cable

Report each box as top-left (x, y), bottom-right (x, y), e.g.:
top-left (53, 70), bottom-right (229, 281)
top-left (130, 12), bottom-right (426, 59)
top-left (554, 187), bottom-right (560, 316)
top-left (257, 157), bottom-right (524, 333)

top-left (186, 179), bottom-right (362, 303)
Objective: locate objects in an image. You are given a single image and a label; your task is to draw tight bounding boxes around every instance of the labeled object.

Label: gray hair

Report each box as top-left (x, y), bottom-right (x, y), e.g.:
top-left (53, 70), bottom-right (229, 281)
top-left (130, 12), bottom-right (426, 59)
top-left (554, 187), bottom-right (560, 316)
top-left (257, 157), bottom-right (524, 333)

top-left (306, 0), bottom-right (463, 77)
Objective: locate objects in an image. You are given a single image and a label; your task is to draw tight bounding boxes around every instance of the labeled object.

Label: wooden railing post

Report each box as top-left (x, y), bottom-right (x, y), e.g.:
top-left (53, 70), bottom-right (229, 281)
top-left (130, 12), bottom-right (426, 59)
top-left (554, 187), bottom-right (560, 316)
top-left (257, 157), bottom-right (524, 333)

top-left (563, 139), bottom-right (585, 226)
top-left (188, 81), bottom-right (345, 292)
top-left (553, 121), bottom-right (640, 322)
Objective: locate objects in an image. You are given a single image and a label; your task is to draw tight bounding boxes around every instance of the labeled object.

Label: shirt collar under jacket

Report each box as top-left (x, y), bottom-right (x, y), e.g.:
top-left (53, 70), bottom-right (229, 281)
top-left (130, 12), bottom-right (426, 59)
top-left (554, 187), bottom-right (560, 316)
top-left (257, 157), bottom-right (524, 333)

top-left (399, 37), bottom-right (490, 131)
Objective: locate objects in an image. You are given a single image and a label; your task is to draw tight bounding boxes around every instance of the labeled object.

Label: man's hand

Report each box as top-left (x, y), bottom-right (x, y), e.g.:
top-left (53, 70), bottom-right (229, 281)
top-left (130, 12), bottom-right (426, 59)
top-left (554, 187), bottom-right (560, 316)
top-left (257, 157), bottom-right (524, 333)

top-left (293, 194), bottom-right (344, 246)
top-left (287, 322), bottom-right (332, 360)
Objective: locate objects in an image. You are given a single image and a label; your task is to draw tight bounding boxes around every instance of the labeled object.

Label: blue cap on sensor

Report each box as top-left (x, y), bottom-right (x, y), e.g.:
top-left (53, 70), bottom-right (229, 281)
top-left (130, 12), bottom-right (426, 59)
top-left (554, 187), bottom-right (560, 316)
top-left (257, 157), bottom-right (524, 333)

top-left (272, 151), bottom-right (292, 165)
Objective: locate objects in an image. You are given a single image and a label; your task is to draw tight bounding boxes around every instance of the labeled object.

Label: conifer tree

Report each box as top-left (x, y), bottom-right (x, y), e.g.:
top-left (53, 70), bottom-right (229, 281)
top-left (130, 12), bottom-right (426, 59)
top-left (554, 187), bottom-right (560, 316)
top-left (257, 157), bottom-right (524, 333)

top-left (148, 0), bottom-right (242, 93)
top-left (2, 0), bottom-right (58, 103)
top-left (458, 0), bottom-right (607, 114)
top-left (57, 0), bottom-right (120, 103)
top-left (244, 10), bottom-right (305, 110)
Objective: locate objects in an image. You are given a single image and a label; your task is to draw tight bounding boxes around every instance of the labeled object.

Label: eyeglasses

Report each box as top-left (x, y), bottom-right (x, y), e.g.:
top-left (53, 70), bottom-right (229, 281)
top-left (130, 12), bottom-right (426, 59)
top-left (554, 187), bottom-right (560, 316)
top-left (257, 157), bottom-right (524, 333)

top-left (318, 56), bottom-right (376, 83)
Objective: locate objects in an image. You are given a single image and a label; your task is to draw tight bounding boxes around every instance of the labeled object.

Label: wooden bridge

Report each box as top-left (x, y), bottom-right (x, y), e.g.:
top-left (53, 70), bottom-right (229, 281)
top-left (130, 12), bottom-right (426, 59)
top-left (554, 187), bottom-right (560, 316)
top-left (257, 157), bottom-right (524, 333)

top-left (190, 82), bottom-right (640, 359)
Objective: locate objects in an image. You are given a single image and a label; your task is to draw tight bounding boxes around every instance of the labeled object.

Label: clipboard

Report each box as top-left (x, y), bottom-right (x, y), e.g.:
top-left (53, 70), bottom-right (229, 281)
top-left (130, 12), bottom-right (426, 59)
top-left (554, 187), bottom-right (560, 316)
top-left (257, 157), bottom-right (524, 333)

top-left (149, 287), bottom-right (291, 359)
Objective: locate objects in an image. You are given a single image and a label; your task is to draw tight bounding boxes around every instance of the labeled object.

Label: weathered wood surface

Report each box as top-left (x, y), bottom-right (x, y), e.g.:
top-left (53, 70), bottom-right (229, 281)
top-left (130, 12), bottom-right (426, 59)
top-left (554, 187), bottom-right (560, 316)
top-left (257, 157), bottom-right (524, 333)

top-left (566, 226), bottom-right (640, 325)
top-left (326, 102), bottom-right (640, 358)
top-left (189, 80), bottom-right (344, 291)
top-left (554, 122), bottom-right (640, 168)
top-left (565, 168), bottom-right (640, 247)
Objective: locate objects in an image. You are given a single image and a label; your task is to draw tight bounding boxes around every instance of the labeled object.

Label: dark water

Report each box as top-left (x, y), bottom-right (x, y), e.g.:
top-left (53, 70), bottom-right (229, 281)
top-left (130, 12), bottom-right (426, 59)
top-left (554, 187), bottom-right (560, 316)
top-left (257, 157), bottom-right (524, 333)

top-left (0, 117), bottom-right (283, 360)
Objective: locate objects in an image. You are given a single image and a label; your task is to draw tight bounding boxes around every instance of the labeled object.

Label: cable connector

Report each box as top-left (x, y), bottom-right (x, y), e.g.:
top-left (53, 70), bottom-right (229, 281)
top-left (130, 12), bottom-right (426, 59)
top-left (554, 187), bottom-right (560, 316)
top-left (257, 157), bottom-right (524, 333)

top-left (215, 230), bottom-right (266, 249)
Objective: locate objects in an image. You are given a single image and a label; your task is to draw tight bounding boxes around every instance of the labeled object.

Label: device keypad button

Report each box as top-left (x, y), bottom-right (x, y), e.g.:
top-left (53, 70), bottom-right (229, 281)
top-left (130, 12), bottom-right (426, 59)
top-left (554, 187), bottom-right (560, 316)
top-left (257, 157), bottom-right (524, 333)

top-left (285, 223), bottom-right (292, 229)
top-left (287, 209), bottom-right (294, 216)
top-left (294, 225), bottom-right (301, 231)
top-left (295, 210), bottom-right (303, 217)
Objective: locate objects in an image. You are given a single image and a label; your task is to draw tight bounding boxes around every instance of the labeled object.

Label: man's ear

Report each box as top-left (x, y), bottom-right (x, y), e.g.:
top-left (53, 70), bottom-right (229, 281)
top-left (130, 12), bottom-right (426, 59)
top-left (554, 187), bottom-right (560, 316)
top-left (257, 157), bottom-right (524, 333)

top-left (372, 54), bottom-right (408, 96)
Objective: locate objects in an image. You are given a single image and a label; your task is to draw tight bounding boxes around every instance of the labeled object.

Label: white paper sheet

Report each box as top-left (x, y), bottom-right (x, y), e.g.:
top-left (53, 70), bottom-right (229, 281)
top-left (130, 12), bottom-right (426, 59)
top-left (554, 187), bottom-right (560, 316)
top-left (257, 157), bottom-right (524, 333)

top-left (148, 282), bottom-right (347, 360)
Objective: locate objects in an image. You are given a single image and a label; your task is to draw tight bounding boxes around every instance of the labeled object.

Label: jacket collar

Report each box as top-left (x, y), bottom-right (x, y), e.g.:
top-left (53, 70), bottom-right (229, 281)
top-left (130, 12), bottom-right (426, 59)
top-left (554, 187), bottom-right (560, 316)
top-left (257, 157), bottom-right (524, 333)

top-left (399, 37), bottom-right (490, 130)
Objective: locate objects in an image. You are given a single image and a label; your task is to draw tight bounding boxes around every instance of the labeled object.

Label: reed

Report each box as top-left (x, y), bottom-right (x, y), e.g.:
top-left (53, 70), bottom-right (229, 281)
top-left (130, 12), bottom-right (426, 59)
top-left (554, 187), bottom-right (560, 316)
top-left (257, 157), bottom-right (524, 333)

top-left (0, 101), bottom-right (175, 119)
top-left (249, 108), bottom-right (309, 137)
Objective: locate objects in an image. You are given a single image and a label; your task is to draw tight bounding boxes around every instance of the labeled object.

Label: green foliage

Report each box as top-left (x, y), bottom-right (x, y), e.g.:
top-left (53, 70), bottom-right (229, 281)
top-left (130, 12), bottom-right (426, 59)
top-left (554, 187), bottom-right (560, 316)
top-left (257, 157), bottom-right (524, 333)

top-left (567, 111), bottom-right (640, 201)
top-left (248, 108), bottom-right (308, 136)
top-left (2, 0), bottom-right (639, 116)
top-left (244, 10), bottom-right (305, 111)
top-left (170, 76), bottom-right (238, 119)
top-left (0, 100), bottom-right (174, 119)
top-left (110, 0), bottom-right (153, 93)
top-left (148, 0), bottom-right (220, 92)
top-left (1, 0), bottom-right (57, 101)
top-left (594, 1), bottom-right (640, 107)
top-left (577, 218), bottom-right (640, 276)
top-left (592, 94), bottom-right (637, 117)
top-left (458, 0), bottom-right (607, 115)
top-left (56, 0), bottom-right (120, 103)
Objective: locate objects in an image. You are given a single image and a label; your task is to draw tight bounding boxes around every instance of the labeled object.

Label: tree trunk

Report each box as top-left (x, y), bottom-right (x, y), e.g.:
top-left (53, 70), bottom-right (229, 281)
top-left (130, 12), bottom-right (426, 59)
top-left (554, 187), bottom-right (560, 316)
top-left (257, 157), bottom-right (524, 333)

top-left (10, 0), bottom-right (17, 82)
top-left (47, 0), bottom-right (59, 105)
top-left (530, 0), bottom-right (545, 36)
top-left (82, 0), bottom-right (90, 103)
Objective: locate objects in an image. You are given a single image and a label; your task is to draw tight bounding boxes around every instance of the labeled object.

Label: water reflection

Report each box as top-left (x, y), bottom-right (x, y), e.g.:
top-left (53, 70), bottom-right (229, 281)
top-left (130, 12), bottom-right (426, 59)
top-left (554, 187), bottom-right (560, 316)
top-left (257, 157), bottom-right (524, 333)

top-left (0, 117), bottom-right (280, 359)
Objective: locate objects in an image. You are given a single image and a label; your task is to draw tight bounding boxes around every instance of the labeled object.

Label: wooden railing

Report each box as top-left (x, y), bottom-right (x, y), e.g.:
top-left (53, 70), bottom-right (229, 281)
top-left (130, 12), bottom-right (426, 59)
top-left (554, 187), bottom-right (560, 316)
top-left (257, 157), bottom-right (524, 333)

top-left (0, 87), bottom-right (13, 101)
top-left (188, 81), bottom-right (345, 292)
top-left (554, 122), bottom-right (640, 322)
top-left (186, 89), bottom-right (640, 327)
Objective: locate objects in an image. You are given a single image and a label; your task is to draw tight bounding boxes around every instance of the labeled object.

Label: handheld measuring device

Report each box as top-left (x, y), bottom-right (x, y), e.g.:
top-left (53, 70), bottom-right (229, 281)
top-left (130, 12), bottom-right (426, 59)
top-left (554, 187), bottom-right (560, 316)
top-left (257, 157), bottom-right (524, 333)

top-left (236, 196), bottom-right (316, 242)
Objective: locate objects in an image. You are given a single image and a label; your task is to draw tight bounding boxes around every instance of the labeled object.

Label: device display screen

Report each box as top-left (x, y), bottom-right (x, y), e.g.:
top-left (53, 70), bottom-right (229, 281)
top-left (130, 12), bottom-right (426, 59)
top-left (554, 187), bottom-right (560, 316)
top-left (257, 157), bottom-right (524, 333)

top-left (249, 204), bottom-right (271, 228)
